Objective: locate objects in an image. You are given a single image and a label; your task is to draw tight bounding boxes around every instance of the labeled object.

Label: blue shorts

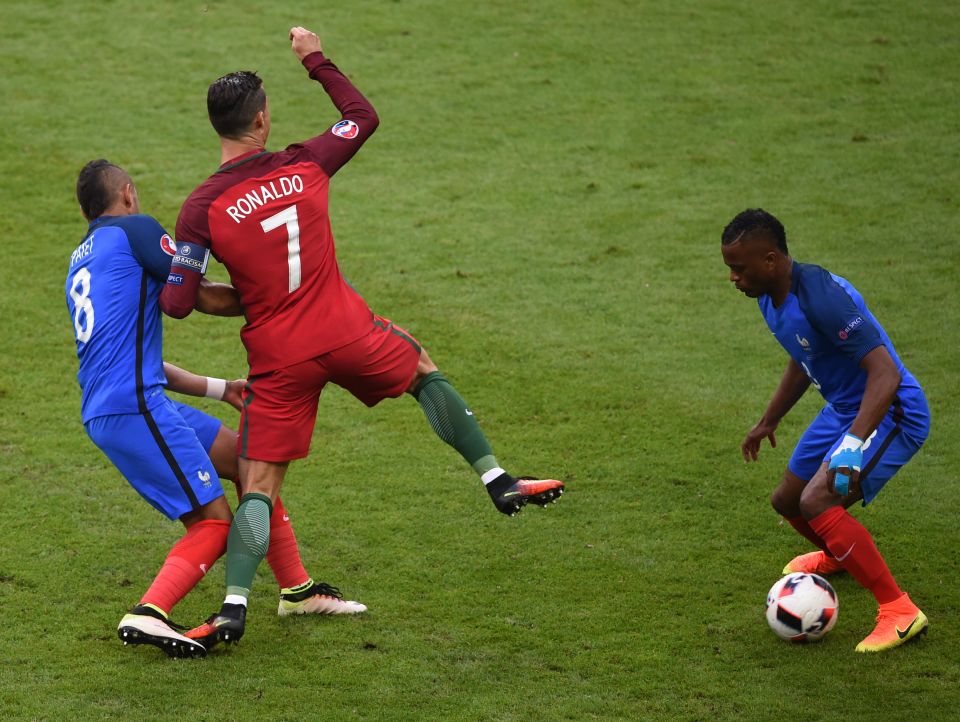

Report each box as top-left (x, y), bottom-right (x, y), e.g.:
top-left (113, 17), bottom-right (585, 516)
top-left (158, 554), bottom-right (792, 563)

top-left (85, 396), bottom-right (225, 520)
top-left (788, 392), bottom-right (930, 505)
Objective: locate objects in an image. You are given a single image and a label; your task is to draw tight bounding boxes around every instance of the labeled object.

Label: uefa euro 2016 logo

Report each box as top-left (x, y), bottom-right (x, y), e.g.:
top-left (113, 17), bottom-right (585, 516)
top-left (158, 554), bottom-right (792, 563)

top-left (331, 120), bottom-right (359, 139)
top-left (160, 234), bottom-right (177, 256)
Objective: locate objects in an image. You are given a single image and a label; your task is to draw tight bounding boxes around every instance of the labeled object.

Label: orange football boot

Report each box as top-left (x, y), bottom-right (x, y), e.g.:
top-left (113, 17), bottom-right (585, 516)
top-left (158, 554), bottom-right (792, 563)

top-left (855, 593), bottom-right (928, 653)
top-left (490, 476), bottom-right (564, 516)
top-left (782, 550), bottom-right (845, 576)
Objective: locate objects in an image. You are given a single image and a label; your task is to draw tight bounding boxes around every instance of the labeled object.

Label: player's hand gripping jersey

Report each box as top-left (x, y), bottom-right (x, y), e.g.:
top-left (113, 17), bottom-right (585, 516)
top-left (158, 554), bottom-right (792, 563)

top-left (758, 261), bottom-right (925, 415)
top-left (66, 215), bottom-right (176, 421)
top-left (166, 52), bottom-right (378, 374)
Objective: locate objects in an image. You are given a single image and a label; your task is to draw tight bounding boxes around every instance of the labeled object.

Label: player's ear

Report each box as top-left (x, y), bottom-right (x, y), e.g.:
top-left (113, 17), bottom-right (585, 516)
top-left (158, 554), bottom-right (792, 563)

top-left (121, 183), bottom-right (138, 213)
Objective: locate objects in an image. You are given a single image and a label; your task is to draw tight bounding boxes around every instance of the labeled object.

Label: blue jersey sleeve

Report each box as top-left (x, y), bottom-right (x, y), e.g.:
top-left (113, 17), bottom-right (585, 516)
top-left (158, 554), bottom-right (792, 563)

top-left (120, 215), bottom-right (177, 282)
top-left (795, 264), bottom-right (883, 363)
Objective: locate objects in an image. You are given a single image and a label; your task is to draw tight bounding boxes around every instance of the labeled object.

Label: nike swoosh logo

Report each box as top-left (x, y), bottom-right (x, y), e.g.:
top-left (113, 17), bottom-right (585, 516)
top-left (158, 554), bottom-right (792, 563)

top-left (896, 618), bottom-right (918, 639)
top-left (501, 491), bottom-right (521, 497)
top-left (836, 543), bottom-right (856, 562)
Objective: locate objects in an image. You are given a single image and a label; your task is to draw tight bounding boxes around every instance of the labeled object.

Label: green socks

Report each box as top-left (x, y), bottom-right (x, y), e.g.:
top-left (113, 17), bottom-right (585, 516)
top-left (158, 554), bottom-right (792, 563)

top-left (225, 492), bottom-right (273, 601)
top-left (412, 371), bottom-right (499, 476)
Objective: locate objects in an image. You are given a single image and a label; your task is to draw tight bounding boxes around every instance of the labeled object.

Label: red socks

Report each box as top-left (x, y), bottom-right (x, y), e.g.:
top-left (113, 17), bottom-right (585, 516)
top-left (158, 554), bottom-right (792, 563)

top-left (808, 506), bottom-right (902, 605)
top-left (786, 516), bottom-right (830, 552)
top-left (264, 497), bottom-right (310, 590)
top-left (140, 518), bottom-right (230, 614)
top-left (138, 496), bottom-right (310, 615)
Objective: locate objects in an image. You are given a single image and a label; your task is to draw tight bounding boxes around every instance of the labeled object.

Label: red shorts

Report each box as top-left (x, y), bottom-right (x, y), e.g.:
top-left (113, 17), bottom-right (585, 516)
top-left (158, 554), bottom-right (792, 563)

top-left (238, 315), bottom-right (421, 461)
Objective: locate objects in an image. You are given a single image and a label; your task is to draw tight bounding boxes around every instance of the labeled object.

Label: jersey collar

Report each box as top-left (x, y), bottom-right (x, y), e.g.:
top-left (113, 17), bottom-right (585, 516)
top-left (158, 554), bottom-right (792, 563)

top-left (218, 148), bottom-right (268, 173)
top-left (765, 259), bottom-right (797, 309)
top-left (88, 214), bottom-right (118, 229)
top-left (789, 260), bottom-right (800, 295)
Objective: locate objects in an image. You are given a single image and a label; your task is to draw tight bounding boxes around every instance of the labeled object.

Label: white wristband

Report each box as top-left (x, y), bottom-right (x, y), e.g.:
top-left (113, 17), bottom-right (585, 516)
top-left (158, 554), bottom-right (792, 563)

top-left (836, 433), bottom-right (864, 453)
top-left (204, 377), bottom-right (227, 400)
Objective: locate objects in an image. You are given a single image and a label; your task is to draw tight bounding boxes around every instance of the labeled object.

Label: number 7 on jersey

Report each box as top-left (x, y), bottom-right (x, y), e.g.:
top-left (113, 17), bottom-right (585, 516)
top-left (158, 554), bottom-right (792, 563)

top-left (260, 205), bottom-right (301, 293)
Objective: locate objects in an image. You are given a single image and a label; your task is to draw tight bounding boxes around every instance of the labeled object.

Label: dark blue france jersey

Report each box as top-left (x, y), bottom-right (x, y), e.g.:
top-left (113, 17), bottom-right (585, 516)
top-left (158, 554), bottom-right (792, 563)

top-left (65, 215), bottom-right (177, 422)
top-left (759, 261), bottom-right (924, 414)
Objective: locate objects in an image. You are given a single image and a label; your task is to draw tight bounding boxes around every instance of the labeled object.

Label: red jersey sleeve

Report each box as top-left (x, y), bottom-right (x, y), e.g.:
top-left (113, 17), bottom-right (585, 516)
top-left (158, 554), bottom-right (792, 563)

top-left (290, 51), bottom-right (379, 177)
top-left (159, 193), bottom-right (213, 318)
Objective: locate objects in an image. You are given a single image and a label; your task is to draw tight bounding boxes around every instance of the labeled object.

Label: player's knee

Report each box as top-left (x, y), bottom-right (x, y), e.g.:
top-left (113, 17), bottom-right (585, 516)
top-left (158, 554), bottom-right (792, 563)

top-left (770, 485), bottom-right (799, 518)
top-left (417, 349), bottom-right (438, 376)
top-left (798, 487), bottom-right (831, 521)
top-left (407, 352), bottom-right (440, 395)
top-left (181, 495), bottom-right (232, 526)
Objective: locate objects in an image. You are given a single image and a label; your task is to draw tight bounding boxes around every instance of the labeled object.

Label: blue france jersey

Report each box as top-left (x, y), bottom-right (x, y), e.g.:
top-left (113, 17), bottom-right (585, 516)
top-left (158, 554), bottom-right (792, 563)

top-left (759, 261), bottom-right (924, 414)
top-left (66, 215), bottom-right (177, 422)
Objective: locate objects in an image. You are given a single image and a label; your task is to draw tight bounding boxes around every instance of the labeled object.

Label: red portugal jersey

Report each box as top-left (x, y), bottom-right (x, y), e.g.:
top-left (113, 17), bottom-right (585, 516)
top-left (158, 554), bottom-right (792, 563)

top-left (171, 52), bottom-right (377, 374)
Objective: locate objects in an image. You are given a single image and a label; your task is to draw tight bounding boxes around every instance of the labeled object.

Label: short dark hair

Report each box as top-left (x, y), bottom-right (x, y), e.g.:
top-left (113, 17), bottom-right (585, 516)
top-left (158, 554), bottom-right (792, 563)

top-left (721, 208), bottom-right (789, 254)
top-left (207, 71), bottom-right (266, 139)
top-left (76, 159), bottom-right (125, 220)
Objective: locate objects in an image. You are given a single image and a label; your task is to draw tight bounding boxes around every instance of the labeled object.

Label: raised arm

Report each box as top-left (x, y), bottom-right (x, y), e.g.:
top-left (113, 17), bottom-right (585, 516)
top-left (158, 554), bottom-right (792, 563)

top-left (290, 26), bottom-right (380, 177)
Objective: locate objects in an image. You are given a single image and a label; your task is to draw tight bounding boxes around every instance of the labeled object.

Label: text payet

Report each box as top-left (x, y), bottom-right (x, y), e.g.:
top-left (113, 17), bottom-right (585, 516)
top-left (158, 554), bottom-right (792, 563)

top-left (226, 175), bottom-right (304, 223)
top-left (70, 235), bottom-right (95, 267)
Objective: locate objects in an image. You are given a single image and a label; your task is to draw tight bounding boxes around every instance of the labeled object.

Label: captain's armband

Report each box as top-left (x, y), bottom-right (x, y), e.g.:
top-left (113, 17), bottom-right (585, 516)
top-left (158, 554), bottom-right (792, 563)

top-left (171, 242), bottom-right (210, 275)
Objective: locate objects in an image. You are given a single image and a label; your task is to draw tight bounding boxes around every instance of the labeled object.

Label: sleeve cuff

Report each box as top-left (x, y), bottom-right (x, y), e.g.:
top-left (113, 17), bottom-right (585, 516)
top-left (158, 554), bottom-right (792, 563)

top-left (302, 51), bottom-right (329, 74)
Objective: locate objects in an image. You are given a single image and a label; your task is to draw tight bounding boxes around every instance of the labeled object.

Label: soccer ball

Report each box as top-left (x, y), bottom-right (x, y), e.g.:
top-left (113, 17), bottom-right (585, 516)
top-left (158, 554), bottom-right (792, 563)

top-left (765, 572), bottom-right (839, 643)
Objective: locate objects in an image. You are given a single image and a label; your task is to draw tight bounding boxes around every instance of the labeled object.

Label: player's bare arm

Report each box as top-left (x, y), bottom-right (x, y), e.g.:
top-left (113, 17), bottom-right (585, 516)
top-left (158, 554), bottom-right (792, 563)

top-left (163, 362), bottom-right (207, 396)
top-left (162, 362), bottom-right (245, 412)
top-left (196, 278), bottom-right (244, 317)
top-left (742, 358), bottom-right (811, 461)
top-left (825, 345), bottom-right (901, 493)
top-left (289, 26), bottom-right (322, 60)
top-left (848, 345), bottom-right (901, 440)
top-left (221, 379), bottom-right (246, 411)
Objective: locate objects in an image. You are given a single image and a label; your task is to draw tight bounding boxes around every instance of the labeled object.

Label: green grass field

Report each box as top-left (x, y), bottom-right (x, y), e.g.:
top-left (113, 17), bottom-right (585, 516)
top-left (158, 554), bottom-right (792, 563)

top-left (2, 1), bottom-right (959, 719)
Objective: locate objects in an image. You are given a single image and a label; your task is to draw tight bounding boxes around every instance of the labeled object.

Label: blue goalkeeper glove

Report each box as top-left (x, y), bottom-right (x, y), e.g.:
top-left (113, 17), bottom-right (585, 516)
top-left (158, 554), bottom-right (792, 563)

top-left (828, 433), bottom-right (863, 496)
